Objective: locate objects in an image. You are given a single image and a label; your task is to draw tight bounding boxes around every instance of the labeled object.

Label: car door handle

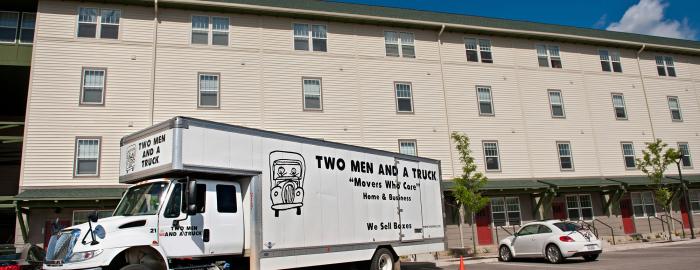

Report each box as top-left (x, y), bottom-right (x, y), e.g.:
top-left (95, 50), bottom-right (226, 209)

top-left (203, 229), bottom-right (210, 242)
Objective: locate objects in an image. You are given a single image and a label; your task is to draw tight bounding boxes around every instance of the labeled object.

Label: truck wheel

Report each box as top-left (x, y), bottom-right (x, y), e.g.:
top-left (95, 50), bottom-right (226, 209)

top-left (370, 248), bottom-right (398, 270)
top-left (120, 264), bottom-right (150, 270)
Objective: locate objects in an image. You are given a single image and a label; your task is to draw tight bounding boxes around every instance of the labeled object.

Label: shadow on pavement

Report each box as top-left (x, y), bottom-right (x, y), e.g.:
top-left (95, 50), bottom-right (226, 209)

top-left (401, 261), bottom-right (441, 269)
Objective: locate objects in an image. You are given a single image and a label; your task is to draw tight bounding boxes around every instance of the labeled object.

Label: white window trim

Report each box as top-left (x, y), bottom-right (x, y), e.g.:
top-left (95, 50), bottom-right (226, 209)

top-left (191, 15), bottom-right (230, 46)
top-left (398, 139), bottom-right (417, 156)
top-left (75, 7), bottom-right (121, 40)
top-left (482, 140), bottom-right (501, 172)
top-left (476, 85), bottom-right (494, 116)
top-left (384, 30), bottom-right (416, 58)
top-left (536, 44), bottom-right (561, 68)
top-left (611, 93), bottom-right (627, 120)
top-left (490, 196), bottom-right (521, 226)
top-left (302, 77), bottom-right (323, 111)
top-left (690, 189), bottom-right (700, 214)
top-left (74, 137), bottom-right (101, 177)
top-left (655, 55), bottom-right (676, 77)
top-left (394, 82), bottom-right (414, 113)
top-left (621, 142), bottom-right (636, 170)
top-left (599, 49), bottom-right (622, 72)
top-left (0, 11), bottom-right (20, 44)
top-left (464, 38), bottom-right (493, 63)
top-left (565, 194), bottom-right (594, 221)
top-left (631, 191), bottom-right (657, 219)
top-left (198, 73), bottom-right (220, 108)
top-left (80, 67), bottom-right (106, 105)
top-left (667, 96), bottom-right (683, 122)
top-left (678, 142), bottom-right (693, 169)
top-left (547, 89), bottom-right (565, 118)
top-left (557, 141), bottom-right (574, 171)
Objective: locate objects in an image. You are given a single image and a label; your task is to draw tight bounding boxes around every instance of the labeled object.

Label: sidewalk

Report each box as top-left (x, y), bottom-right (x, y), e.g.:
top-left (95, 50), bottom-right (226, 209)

top-left (431, 237), bottom-right (700, 267)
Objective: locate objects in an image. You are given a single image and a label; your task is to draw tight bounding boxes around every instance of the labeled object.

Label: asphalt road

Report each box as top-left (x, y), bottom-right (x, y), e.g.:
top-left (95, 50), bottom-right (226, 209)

top-left (403, 240), bottom-right (700, 270)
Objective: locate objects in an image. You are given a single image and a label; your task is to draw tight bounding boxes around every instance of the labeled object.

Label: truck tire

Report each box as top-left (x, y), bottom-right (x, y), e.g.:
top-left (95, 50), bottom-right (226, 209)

top-left (120, 264), bottom-right (150, 270)
top-left (370, 248), bottom-right (398, 270)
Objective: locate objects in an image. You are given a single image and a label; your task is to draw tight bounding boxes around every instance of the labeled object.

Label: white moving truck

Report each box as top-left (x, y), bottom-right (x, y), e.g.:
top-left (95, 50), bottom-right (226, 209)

top-left (44, 117), bottom-right (446, 270)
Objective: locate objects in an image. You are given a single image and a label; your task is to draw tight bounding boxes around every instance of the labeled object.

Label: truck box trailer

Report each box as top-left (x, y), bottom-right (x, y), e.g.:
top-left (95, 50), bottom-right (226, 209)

top-left (44, 117), bottom-right (446, 270)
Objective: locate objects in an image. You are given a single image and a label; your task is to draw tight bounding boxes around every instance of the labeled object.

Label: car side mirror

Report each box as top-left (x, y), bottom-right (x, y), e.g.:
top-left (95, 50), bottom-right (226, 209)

top-left (513, 232), bottom-right (519, 237)
top-left (186, 179), bottom-right (198, 215)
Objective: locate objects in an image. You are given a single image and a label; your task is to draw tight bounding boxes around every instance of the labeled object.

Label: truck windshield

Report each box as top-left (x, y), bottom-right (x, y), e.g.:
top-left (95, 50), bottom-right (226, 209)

top-left (114, 182), bottom-right (169, 216)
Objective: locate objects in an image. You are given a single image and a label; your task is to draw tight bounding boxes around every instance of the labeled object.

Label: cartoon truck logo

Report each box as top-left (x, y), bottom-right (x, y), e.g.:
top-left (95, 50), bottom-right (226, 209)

top-left (269, 151), bottom-right (305, 217)
top-left (125, 145), bottom-right (137, 174)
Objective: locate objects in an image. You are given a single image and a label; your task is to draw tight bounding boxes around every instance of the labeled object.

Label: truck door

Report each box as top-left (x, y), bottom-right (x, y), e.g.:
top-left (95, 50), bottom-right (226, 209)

top-left (158, 181), bottom-right (207, 257)
top-left (203, 181), bottom-right (244, 255)
top-left (396, 159), bottom-right (424, 242)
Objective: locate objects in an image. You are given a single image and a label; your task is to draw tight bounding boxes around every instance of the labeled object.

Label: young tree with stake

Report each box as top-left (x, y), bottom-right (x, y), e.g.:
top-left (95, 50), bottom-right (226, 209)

top-left (636, 139), bottom-right (680, 240)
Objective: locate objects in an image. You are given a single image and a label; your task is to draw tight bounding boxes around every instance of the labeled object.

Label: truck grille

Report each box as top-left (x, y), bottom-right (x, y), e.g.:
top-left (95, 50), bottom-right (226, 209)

top-left (45, 230), bottom-right (79, 263)
top-left (282, 182), bottom-right (295, 203)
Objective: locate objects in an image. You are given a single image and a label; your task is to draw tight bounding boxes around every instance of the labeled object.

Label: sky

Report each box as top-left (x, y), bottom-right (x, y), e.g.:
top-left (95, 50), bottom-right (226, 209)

top-left (332, 0), bottom-right (700, 41)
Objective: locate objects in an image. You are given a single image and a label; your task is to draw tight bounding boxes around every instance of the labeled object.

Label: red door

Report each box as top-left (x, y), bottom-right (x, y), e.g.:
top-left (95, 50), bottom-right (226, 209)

top-left (680, 197), bottom-right (691, 229)
top-left (620, 196), bottom-right (636, 234)
top-left (552, 202), bottom-right (567, 220)
top-left (475, 206), bottom-right (493, 245)
top-left (44, 220), bottom-right (70, 249)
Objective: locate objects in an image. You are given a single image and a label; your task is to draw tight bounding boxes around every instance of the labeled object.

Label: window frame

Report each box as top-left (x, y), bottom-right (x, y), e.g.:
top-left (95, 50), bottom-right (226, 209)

top-left (301, 77), bottom-right (323, 111)
top-left (599, 49), bottom-right (622, 73)
top-left (678, 142), bottom-right (693, 168)
top-left (655, 55), bottom-right (676, 77)
top-left (557, 141), bottom-right (574, 171)
top-left (394, 81), bottom-right (414, 113)
top-left (611, 93), bottom-right (627, 120)
top-left (565, 194), bottom-right (594, 221)
top-left (667, 96), bottom-right (683, 122)
top-left (490, 196), bottom-right (521, 227)
top-left (690, 189), bottom-right (700, 214)
top-left (191, 15), bottom-right (230, 46)
top-left (384, 31), bottom-right (416, 58)
top-left (73, 137), bottom-right (102, 177)
top-left (216, 184), bottom-right (238, 213)
top-left (190, 15), bottom-right (210, 45)
top-left (79, 67), bottom-right (107, 106)
top-left (398, 139), bottom-right (417, 156)
top-left (482, 140), bottom-right (501, 172)
top-left (18, 12), bottom-right (35, 44)
top-left (476, 85), bottom-right (494, 116)
top-left (75, 7), bottom-right (121, 40)
top-left (0, 11), bottom-right (20, 44)
top-left (464, 37), bottom-right (493, 63)
top-left (547, 89), bottom-right (566, 118)
top-left (620, 142), bottom-right (636, 170)
top-left (197, 72), bottom-right (221, 108)
top-left (293, 23), bottom-right (327, 52)
top-left (631, 191), bottom-right (657, 218)
top-left (536, 44), bottom-right (562, 68)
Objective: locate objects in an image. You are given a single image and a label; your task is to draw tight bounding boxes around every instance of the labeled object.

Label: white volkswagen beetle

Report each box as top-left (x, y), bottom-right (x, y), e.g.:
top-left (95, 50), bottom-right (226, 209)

top-left (498, 220), bottom-right (602, 263)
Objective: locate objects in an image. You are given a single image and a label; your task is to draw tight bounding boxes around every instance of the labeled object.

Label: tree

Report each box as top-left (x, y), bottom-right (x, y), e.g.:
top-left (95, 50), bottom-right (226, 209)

top-left (636, 139), bottom-right (680, 240)
top-left (450, 132), bottom-right (489, 254)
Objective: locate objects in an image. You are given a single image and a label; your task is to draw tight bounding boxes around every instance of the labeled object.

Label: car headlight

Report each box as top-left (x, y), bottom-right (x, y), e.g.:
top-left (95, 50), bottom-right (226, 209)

top-left (66, 249), bottom-right (103, 263)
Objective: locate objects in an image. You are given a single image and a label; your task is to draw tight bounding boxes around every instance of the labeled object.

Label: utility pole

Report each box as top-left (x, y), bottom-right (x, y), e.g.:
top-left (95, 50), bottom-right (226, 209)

top-left (676, 154), bottom-right (696, 239)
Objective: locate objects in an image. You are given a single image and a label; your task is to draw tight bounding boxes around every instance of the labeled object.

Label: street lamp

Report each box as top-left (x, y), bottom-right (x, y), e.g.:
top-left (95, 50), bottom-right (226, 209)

top-left (675, 153), bottom-right (696, 239)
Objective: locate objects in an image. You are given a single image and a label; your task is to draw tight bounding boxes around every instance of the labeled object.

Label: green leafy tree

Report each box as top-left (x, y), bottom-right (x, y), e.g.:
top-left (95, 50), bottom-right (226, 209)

top-left (636, 139), bottom-right (680, 240)
top-left (451, 132), bottom-right (489, 254)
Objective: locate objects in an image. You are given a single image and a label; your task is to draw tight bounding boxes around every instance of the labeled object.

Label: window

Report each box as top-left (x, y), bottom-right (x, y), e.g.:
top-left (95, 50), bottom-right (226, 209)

top-left (77, 8), bottom-right (119, 39)
top-left (464, 38), bottom-right (493, 63)
top-left (398, 140), bottom-right (417, 156)
top-left (216, 185), bottom-right (237, 213)
top-left (517, 225), bottom-right (539, 236)
top-left (483, 141), bottom-right (500, 171)
top-left (476, 86), bottom-right (494, 116)
top-left (491, 197), bottom-right (521, 226)
top-left (538, 225), bottom-right (552, 234)
top-left (195, 184), bottom-right (206, 213)
top-left (557, 141), bottom-right (574, 170)
top-left (164, 182), bottom-right (183, 218)
top-left (655, 56), bottom-right (676, 77)
top-left (566, 194), bottom-right (593, 220)
top-left (81, 68), bottom-right (106, 104)
top-left (599, 50), bottom-right (622, 72)
top-left (75, 138), bottom-right (100, 176)
top-left (536, 45), bottom-right (562, 68)
top-left (548, 90), bottom-right (565, 118)
top-left (72, 210), bottom-right (113, 225)
top-left (293, 24), bottom-right (326, 52)
top-left (690, 190), bottom-right (700, 213)
top-left (678, 143), bottom-right (692, 168)
top-left (302, 78), bottom-right (322, 110)
top-left (191, 16), bottom-right (209, 44)
top-left (211, 17), bottom-right (229, 46)
top-left (631, 191), bottom-right (656, 218)
top-left (19, 13), bottom-right (35, 43)
top-left (0, 12), bottom-right (19, 43)
top-left (198, 73), bottom-right (219, 107)
top-left (667, 96), bottom-right (682, 121)
top-left (621, 142), bottom-right (636, 169)
top-left (611, 93), bottom-right (627, 120)
top-left (191, 16), bottom-right (228, 46)
top-left (395, 82), bottom-right (413, 113)
top-left (385, 31), bottom-right (415, 58)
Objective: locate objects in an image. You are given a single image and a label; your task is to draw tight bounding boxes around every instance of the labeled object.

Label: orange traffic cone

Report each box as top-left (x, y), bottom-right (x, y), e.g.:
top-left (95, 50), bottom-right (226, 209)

top-left (459, 256), bottom-right (465, 270)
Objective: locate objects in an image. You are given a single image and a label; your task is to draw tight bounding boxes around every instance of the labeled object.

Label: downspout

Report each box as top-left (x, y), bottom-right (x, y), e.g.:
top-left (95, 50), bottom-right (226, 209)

top-left (437, 24), bottom-right (454, 178)
top-left (150, 0), bottom-right (160, 125)
top-left (636, 44), bottom-right (656, 139)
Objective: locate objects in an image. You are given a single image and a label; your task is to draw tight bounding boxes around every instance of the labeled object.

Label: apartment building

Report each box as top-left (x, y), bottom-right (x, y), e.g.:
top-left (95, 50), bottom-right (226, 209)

top-left (11, 0), bottom-right (700, 249)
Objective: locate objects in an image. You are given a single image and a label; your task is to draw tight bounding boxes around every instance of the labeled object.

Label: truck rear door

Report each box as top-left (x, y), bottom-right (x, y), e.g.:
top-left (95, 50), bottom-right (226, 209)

top-left (396, 159), bottom-right (424, 242)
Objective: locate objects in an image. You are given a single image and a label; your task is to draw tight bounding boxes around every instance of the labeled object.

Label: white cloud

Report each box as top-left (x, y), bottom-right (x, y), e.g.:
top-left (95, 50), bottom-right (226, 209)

top-left (606, 0), bottom-right (697, 40)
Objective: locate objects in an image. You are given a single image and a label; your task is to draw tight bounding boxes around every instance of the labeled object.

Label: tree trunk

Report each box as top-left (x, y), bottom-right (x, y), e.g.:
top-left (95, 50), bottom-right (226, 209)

top-left (458, 205), bottom-right (465, 249)
top-left (471, 211), bottom-right (477, 256)
top-left (666, 205), bottom-right (673, 241)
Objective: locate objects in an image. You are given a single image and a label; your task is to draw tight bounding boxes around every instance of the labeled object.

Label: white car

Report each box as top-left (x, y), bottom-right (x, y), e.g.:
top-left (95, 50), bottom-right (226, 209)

top-left (498, 220), bottom-right (602, 264)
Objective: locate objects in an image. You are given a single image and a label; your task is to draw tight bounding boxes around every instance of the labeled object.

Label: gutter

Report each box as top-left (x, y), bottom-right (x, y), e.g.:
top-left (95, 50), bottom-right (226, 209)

top-left (636, 44), bottom-right (656, 139)
top-left (160, 0), bottom-right (700, 55)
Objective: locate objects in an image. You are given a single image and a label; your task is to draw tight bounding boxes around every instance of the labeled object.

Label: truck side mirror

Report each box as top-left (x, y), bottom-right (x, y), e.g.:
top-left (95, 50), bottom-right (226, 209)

top-left (186, 179), bottom-right (198, 215)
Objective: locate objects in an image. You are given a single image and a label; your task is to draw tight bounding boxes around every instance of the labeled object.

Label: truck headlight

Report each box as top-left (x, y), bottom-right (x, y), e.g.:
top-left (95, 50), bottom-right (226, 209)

top-left (66, 249), bottom-right (103, 263)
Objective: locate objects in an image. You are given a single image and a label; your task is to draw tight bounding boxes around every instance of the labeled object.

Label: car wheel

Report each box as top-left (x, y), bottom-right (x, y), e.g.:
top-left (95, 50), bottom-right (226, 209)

top-left (370, 248), bottom-right (399, 270)
top-left (545, 244), bottom-right (564, 264)
top-left (498, 245), bottom-right (513, 262)
top-left (120, 264), bottom-right (150, 270)
top-left (583, 254), bottom-right (599, 261)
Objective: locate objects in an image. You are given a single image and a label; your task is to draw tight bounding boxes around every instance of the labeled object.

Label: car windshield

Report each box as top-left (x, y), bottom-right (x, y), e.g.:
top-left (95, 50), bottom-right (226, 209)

top-left (114, 182), bottom-right (169, 216)
top-left (554, 222), bottom-right (583, 232)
